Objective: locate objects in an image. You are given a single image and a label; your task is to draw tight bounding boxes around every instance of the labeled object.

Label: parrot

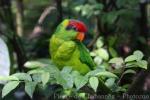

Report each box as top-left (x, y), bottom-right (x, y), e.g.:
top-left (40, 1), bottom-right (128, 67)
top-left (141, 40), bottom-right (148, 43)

top-left (49, 19), bottom-right (111, 94)
top-left (49, 19), bottom-right (95, 74)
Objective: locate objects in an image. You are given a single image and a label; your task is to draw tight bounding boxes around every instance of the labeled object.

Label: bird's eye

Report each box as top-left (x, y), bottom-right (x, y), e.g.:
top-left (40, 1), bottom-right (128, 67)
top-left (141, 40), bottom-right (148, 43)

top-left (66, 25), bottom-right (78, 31)
top-left (66, 25), bottom-right (72, 30)
top-left (72, 26), bottom-right (77, 31)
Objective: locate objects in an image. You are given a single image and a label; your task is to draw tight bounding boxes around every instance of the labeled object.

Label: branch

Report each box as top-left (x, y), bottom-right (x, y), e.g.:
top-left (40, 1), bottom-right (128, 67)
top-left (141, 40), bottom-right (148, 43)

top-left (55, 0), bottom-right (63, 23)
top-left (38, 6), bottom-right (56, 25)
top-left (87, 17), bottom-right (101, 48)
top-left (10, 35), bottom-right (27, 71)
top-left (30, 6), bottom-right (56, 38)
top-left (16, 0), bottom-right (24, 37)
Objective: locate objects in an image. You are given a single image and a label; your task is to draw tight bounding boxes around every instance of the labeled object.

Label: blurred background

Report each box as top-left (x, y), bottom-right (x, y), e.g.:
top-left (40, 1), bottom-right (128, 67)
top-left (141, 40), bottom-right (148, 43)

top-left (0, 0), bottom-right (150, 99)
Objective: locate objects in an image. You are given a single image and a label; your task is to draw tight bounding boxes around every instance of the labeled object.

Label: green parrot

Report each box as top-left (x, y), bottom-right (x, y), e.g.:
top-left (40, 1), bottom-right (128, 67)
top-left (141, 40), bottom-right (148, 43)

top-left (49, 19), bottom-right (111, 93)
top-left (49, 19), bottom-right (95, 74)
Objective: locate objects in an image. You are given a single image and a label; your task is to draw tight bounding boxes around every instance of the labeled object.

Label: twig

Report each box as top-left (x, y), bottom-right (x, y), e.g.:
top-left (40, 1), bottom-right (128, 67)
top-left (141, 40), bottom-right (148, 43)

top-left (38, 6), bottom-right (56, 25)
top-left (87, 32), bottom-right (100, 48)
top-left (87, 17), bottom-right (101, 48)
top-left (30, 6), bottom-right (56, 38)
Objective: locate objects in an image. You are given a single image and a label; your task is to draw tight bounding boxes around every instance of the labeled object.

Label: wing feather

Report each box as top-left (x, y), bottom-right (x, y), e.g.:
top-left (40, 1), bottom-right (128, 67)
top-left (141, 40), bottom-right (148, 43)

top-left (76, 41), bottom-right (95, 70)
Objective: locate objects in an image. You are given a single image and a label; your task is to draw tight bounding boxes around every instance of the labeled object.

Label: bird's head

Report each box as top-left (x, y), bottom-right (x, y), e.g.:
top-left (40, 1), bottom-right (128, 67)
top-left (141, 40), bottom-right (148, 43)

top-left (55, 19), bottom-right (87, 42)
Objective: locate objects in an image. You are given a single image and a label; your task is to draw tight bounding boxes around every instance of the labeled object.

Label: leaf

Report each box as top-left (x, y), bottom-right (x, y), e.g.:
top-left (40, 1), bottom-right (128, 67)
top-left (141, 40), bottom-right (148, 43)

top-left (42, 63), bottom-right (60, 74)
top-left (0, 38), bottom-right (10, 80)
top-left (105, 78), bottom-right (115, 88)
top-left (109, 47), bottom-right (118, 57)
top-left (74, 5), bottom-right (83, 12)
top-left (2, 81), bottom-right (20, 98)
top-left (32, 74), bottom-right (41, 83)
top-left (41, 72), bottom-right (50, 87)
top-left (96, 71), bottom-right (118, 78)
top-left (94, 56), bottom-right (102, 65)
top-left (24, 59), bottom-right (53, 69)
top-left (0, 76), bottom-right (18, 81)
top-left (133, 50), bottom-right (144, 61)
top-left (125, 60), bottom-right (148, 69)
top-left (86, 69), bottom-right (102, 77)
top-left (125, 55), bottom-right (137, 62)
top-left (109, 57), bottom-right (124, 65)
top-left (71, 71), bottom-right (80, 80)
top-left (24, 61), bottom-right (45, 68)
top-left (106, 11), bottom-right (118, 24)
top-left (25, 82), bottom-right (37, 98)
top-left (12, 73), bottom-right (32, 81)
top-left (90, 52), bottom-right (97, 57)
top-left (75, 75), bottom-right (88, 90)
top-left (55, 73), bottom-right (68, 89)
top-left (28, 68), bottom-right (44, 74)
top-left (89, 77), bottom-right (99, 92)
top-left (61, 72), bottom-right (74, 89)
top-left (96, 37), bottom-right (104, 48)
top-left (96, 48), bottom-right (109, 60)
top-left (123, 69), bottom-right (136, 75)
top-left (61, 67), bottom-right (72, 74)
top-left (136, 60), bottom-right (147, 69)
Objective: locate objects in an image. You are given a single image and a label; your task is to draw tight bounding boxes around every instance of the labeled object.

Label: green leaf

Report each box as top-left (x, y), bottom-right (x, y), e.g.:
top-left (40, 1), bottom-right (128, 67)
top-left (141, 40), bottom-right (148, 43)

top-left (55, 73), bottom-right (67, 89)
top-left (106, 11), bottom-right (118, 24)
top-left (71, 71), bottom-right (81, 81)
top-left (32, 74), bottom-right (42, 83)
top-left (28, 68), bottom-right (44, 74)
top-left (136, 60), bottom-right (147, 69)
top-left (11, 73), bottom-right (32, 81)
top-left (61, 72), bottom-right (74, 89)
top-left (89, 77), bottom-right (99, 92)
top-left (105, 78), bottom-right (115, 88)
top-left (90, 52), bottom-right (97, 57)
top-left (0, 76), bottom-right (18, 81)
top-left (125, 62), bottom-right (138, 68)
top-left (2, 81), bottom-right (20, 98)
top-left (95, 48), bottom-right (109, 60)
top-left (61, 67), bottom-right (72, 74)
top-left (133, 50), bottom-right (144, 61)
top-left (41, 72), bottom-right (50, 87)
top-left (74, 5), bottom-right (83, 12)
top-left (86, 69), bottom-right (102, 77)
top-left (109, 47), bottom-right (118, 57)
top-left (96, 37), bottom-right (104, 48)
top-left (24, 59), bottom-right (53, 69)
top-left (125, 55), bottom-right (137, 62)
top-left (96, 71), bottom-right (118, 78)
top-left (125, 60), bottom-right (148, 69)
top-left (25, 82), bottom-right (37, 98)
top-left (109, 57), bottom-right (124, 65)
top-left (75, 75), bottom-right (88, 90)
top-left (94, 56), bottom-right (102, 65)
top-left (123, 69), bottom-right (136, 75)
top-left (24, 61), bottom-right (46, 69)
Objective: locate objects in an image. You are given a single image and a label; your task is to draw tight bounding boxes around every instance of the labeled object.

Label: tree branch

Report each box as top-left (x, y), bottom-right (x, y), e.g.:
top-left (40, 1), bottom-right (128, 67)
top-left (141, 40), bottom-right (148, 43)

top-left (30, 6), bottom-right (56, 38)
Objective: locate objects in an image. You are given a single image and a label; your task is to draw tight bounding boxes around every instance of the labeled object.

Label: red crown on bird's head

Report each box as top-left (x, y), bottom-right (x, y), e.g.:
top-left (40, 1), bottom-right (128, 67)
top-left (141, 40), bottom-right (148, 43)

top-left (68, 19), bottom-right (87, 33)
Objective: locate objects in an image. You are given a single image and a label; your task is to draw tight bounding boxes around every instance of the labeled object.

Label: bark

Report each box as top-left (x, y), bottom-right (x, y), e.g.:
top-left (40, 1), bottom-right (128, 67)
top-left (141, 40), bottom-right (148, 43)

top-left (55, 0), bottom-right (63, 24)
top-left (15, 0), bottom-right (24, 37)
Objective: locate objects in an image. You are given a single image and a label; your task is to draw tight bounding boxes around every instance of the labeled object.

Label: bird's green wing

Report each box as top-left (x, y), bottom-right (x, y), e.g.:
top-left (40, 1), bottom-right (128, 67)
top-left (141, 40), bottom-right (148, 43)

top-left (76, 41), bottom-right (95, 70)
top-left (54, 41), bottom-right (76, 60)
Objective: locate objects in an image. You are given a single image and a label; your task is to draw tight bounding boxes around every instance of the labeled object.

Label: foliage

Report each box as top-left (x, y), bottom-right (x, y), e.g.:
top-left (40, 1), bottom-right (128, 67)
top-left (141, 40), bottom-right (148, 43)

top-left (0, 0), bottom-right (150, 99)
top-left (0, 49), bottom-right (147, 99)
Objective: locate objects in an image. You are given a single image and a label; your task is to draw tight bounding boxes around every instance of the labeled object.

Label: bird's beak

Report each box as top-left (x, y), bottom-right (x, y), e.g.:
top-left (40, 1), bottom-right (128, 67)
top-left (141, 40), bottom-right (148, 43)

top-left (76, 32), bottom-right (85, 42)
